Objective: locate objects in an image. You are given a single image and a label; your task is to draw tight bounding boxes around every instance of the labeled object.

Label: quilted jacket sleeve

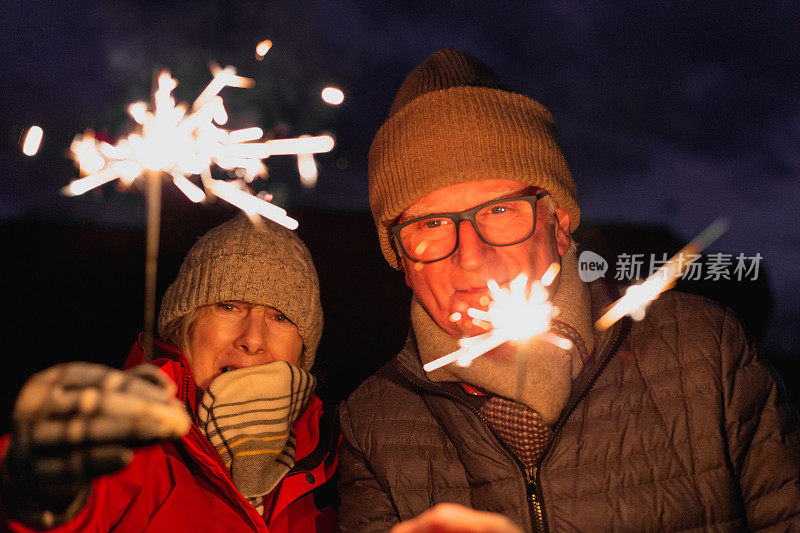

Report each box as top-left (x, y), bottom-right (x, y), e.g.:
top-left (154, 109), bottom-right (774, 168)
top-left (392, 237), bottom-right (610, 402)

top-left (337, 398), bottom-right (400, 532)
top-left (720, 310), bottom-right (800, 530)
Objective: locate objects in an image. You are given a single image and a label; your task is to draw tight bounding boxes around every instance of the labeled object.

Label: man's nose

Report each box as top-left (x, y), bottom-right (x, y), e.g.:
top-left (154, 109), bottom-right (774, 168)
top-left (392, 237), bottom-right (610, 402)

top-left (453, 220), bottom-right (493, 270)
top-left (235, 308), bottom-right (269, 357)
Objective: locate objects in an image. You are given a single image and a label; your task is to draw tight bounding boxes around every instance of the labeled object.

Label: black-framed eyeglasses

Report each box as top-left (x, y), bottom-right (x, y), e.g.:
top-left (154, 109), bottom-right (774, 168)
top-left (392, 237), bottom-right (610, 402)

top-left (391, 191), bottom-right (550, 263)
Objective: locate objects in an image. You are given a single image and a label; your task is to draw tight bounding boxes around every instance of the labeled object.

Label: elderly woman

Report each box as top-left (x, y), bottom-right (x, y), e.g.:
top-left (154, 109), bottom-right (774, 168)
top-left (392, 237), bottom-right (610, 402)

top-left (0, 215), bottom-right (338, 532)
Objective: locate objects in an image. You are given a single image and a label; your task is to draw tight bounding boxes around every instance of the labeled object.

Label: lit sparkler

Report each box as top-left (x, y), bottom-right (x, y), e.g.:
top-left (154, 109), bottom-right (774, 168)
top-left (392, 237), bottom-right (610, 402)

top-left (65, 67), bottom-right (333, 225)
top-left (424, 263), bottom-right (571, 372)
top-left (595, 218), bottom-right (728, 330)
top-left (65, 65), bottom-right (335, 358)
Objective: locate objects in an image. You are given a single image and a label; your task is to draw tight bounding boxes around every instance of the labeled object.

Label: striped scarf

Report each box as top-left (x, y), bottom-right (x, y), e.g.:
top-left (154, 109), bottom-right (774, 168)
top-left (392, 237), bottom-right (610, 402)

top-left (195, 362), bottom-right (316, 515)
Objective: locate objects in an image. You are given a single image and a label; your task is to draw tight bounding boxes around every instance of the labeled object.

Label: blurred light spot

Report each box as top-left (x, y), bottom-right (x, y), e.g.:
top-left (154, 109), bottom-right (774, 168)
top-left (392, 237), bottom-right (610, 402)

top-left (297, 151), bottom-right (318, 188)
top-left (321, 87), bottom-right (345, 105)
top-left (22, 125), bottom-right (43, 156)
top-left (256, 39), bottom-right (272, 60)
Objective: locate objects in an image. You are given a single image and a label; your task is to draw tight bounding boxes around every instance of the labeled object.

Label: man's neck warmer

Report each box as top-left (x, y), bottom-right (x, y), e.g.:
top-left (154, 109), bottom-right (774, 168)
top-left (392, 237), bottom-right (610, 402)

top-left (195, 362), bottom-right (316, 515)
top-left (412, 248), bottom-right (594, 425)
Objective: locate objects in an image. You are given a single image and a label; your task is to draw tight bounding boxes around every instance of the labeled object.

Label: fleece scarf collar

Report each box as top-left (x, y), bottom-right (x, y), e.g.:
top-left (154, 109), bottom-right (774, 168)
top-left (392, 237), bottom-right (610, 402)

top-left (412, 249), bottom-right (594, 425)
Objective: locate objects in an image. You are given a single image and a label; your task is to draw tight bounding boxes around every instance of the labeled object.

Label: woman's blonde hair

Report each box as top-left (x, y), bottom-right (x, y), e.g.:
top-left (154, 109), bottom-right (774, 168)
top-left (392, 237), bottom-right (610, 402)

top-left (157, 308), bottom-right (204, 361)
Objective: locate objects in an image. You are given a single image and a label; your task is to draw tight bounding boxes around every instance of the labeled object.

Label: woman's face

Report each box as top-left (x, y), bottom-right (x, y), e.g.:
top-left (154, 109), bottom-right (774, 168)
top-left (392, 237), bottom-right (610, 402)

top-left (187, 301), bottom-right (303, 390)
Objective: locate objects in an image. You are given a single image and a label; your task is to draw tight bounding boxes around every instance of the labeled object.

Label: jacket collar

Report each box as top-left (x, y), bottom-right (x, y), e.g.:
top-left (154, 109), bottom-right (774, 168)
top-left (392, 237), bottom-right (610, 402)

top-left (123, 335), bottom-right (335, 470)
top-left (123, 334), bottom-right (199, 414)
top-left (124, 335), bottom-right (338, 525)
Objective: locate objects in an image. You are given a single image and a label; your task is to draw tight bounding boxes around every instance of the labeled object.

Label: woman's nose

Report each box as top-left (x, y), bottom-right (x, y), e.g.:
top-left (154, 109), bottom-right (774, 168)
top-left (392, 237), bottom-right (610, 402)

top-left (234, 308), bottom-right (269, 356)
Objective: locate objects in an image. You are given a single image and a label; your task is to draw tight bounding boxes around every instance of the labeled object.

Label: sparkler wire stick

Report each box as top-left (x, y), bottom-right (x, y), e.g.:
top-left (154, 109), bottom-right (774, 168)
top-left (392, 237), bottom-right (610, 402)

top-left (143, 171), bottom-right (161, 359)
top-left (594, 218), bottom-right (728, 331)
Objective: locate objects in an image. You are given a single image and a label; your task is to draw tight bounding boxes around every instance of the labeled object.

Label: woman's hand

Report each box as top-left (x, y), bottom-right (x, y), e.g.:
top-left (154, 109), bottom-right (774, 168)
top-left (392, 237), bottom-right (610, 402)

top-left (1, 362), bottom-right (191, 528)
top-left (390, 503), bottom-right (524, 533)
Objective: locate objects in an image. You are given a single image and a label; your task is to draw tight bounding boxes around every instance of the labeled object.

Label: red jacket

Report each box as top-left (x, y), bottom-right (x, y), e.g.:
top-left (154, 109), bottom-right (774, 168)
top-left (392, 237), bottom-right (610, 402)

top-left (2, 339), bottom-right (340, 532)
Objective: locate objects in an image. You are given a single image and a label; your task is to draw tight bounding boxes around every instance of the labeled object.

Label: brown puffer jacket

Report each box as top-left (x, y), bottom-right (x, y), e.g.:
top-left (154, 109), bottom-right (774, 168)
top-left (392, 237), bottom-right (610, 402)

top-left (338, 290), bottom-right (800, 532)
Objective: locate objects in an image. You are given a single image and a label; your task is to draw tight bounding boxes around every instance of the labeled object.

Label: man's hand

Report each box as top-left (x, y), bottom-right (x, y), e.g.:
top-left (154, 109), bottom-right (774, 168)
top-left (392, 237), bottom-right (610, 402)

top-left (390, 503), bottom-right (523, 533)
top-left (1, 362), bottom-right (191, 528)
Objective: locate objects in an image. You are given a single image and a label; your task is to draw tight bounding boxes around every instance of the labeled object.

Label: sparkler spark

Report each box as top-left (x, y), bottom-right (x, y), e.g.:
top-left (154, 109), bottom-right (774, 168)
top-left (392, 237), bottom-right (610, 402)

top-left (22, 125), bottom-right (44, 156)
top-left (423, 263), bottom-right (571, 372)
top-left (297, 150), bottom-right (318, 188)
top-left (595, 218), bottom-right (728, 330)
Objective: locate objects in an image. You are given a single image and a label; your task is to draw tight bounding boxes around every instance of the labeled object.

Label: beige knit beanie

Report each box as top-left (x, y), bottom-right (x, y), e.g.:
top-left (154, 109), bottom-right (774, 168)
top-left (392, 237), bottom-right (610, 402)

top-left (158, 214), bottom-right (323, 371)
top-left (369, 49), bottom-right (579, 268)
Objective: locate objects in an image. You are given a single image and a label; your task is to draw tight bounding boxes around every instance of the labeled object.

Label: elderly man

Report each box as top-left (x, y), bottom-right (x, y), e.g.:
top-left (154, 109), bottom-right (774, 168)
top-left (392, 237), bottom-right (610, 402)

top-left (337, 49), bottom-right (800, 532)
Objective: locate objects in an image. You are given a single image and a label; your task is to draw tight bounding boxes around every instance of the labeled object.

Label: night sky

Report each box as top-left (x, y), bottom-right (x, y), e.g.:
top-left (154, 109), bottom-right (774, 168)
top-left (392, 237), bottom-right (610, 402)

top-left (2, 2), bottom-right (799, 370)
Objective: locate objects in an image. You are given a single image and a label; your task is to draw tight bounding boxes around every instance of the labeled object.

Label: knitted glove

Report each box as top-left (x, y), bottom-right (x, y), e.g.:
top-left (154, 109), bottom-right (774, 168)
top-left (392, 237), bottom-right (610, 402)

top-left (0, 362), bottom-right (192, 529)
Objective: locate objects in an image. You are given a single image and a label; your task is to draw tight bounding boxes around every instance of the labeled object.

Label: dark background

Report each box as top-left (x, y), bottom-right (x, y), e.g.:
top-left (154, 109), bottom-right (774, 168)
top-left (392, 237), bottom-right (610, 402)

top-left (1, 1), bottom-right (798, 432)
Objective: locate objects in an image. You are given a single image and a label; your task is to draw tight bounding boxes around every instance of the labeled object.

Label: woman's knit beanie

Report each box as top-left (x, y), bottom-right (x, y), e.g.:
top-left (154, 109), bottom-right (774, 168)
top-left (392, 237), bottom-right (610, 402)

top-left (368, 49), bottom-right (579, 268)
top-left (158, 214), bottom-right (323, 371)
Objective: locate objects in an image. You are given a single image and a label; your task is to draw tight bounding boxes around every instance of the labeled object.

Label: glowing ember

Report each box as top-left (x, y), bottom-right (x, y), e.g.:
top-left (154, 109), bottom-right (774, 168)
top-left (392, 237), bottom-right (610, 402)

top-left (297, 153), bottom-right (318, 188)
top-left (540, 262), bottom-right (561, 287)
top-left (22, 125), bottom-right (44, 156)
top-left (595, 218), bottom-right (728, 330)
top-left (256, 39), bottom-right (273, 60)
top-left (321, 86), bottom-right (345, 105)
top-left (414, 240), bottom-right (430, 256)
top-left (171, 173), bottom-right (205, 203)
top-left (65, 66), bottom-right (334, 229)
top-left (260, 135), bottom-right (334, 156)
top-left (423, 264), bottom-right (571, 372)
top-left (206, 179), bottom-right (297, 230)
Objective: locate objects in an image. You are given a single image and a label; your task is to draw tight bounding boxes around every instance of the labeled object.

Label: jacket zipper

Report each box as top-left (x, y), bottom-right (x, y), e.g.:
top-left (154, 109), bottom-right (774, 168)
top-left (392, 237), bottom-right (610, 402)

top-left (395, 364), bottom-right (543, 530)
top-left (525, 466), bottom-right (545, 533)
top-left (397, 317), bottom-right (631, 533)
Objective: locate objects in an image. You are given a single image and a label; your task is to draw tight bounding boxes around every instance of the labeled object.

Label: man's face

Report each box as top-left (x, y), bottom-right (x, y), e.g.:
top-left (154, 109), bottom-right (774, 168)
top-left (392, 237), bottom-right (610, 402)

top-left (398, 179), bottom-right (571, 338)
top-left (188, 302), bottom-right (303, 390)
